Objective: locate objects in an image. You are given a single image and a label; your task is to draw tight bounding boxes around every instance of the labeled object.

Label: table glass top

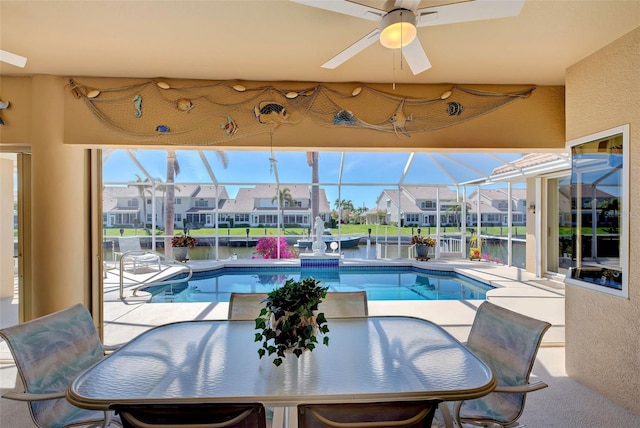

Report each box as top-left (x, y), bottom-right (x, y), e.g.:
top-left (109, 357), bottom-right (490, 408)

top-left (69, 317), bottom-right (494, 409)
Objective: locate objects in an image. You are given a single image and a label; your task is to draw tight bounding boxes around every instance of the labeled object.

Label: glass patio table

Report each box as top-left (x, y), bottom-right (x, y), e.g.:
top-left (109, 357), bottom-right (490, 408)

top-left (67, 316), bottom-right (495, 414)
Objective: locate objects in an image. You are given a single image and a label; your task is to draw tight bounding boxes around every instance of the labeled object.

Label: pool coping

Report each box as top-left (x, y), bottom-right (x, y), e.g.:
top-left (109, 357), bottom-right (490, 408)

top-left (101, 258), bottom-right (565, 347)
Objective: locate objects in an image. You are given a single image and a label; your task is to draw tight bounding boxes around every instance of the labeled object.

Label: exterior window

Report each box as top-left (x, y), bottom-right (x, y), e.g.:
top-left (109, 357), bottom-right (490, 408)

top-left (566, 125), bottom-right (628, 298)
top-left (195, 199), bottom-right (208, 208)
top-left (175, 198), bottom-right (182, 205)
top-left (127, 199), bottom-right (138, 207)
top-left (420, 201), bottom-right (436, 209)
top-left (497, 201), bottom-right (508, 210)
top-left (235, 214), bottom-right (249, 222)
top-left (406, 213), bottom-right (420, 223)
top-left (174, 214), bottom-right (182, 222)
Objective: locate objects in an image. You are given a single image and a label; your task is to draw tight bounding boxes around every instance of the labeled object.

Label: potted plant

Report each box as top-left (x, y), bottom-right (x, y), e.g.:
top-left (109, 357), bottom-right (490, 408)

top-left (254, 277), bottom-right (330, 366)
top-left (411, 235), bottom-right (435, 259)
top-left (469, 233), bottom-right (483, 260)
top-left (170, 234), bottom-right (198, 261)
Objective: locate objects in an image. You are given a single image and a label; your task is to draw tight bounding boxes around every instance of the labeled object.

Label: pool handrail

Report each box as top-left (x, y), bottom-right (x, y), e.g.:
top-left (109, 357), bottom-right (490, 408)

top-left (117, 250), bottom-right (193, 300)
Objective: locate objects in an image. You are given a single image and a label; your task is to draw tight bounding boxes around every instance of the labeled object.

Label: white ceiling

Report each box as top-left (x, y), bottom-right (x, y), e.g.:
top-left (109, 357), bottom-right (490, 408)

top-left (1, 1), bottom-right (639, 85)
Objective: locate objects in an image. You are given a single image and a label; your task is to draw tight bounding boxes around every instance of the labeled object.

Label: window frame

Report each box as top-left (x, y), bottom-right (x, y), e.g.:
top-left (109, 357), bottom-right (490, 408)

top-left (564, 124), bottom-right (629, 299)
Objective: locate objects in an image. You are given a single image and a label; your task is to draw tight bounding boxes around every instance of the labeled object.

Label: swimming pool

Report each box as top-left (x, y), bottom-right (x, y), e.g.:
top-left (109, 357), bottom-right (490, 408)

top-left (145, 266), bottom-right (493, 303)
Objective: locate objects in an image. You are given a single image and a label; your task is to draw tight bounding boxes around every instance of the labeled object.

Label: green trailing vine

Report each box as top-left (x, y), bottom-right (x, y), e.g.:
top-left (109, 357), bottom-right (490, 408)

top-left (255, 277), bottom-right (330, 366)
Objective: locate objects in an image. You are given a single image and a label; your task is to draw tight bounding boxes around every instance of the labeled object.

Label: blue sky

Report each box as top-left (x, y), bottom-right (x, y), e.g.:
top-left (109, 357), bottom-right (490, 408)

top-left (103, 150), bottom-right (525, 209)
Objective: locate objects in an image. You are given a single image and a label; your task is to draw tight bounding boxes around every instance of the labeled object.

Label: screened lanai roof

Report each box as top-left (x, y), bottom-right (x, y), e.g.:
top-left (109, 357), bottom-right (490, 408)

top-left (102, 150), bottom-right (571, 208)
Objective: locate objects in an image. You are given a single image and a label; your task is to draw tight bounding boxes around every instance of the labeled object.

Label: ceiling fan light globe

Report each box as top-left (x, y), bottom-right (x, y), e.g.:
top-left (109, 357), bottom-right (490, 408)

top-left (379, 9), bottom-right (417, 49)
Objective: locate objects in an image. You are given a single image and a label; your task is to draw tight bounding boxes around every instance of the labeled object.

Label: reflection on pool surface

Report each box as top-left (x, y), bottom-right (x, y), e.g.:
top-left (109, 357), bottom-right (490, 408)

top-left (145, 266), bottom-right (493, 303)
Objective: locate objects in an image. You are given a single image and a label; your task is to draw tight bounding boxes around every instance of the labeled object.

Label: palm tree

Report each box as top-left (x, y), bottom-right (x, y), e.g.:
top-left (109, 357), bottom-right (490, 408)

top-left (164, 151), bottom-right (180, 256)
top-left (355, 203), bottom-right (368, 224)
top-left (164, 150), bottom-right (228, 254)
top-left (272, 187), bottom-right (294, 232)
top-left (334, 198), bottom-right (355, 224)
top-left (154, 178), bottom-right (182, 228)
top-left (128, 174), bottom-right (151, 231)
top-left (307, 152), bottom-right (319, 231)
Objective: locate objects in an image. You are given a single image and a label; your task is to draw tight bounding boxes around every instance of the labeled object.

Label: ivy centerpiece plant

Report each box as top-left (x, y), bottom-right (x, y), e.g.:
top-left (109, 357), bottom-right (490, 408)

top-left (255, 277), bottom-right (330, 366)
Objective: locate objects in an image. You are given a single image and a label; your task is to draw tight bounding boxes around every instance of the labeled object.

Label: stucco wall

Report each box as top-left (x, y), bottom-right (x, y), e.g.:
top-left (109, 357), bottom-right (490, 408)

top-left (565, 26), bottom-right (640, 414)
top-left (60, 78), bottom-right (565, 151)
top-left (0, 76), bottom-right (32, 146)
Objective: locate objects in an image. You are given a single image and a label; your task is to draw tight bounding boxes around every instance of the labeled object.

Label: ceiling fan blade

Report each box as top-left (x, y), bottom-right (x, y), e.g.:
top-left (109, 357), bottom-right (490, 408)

top-left (0, 49), bottom-right (27, 68)
top-left (291, 0), bottom-right (385, 21)
top-left (322, 28), bottom-right (381, 69)
top-left (415, 0), bottom-right (525, 27)
top-left (401, 38), bottom-right (432, 75)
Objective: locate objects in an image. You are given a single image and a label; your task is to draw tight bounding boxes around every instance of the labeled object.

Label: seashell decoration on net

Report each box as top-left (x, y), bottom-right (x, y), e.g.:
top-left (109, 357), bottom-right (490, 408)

top-left (68, 78), bottom-right (535, 146)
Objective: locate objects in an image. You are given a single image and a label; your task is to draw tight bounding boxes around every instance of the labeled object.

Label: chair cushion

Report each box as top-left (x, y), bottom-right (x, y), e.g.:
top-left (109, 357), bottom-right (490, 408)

top-left (114, 403), bottom-right (266, 428)
top-left (298, 401), bottom-right (438, 428)
top-left (460, 302), bottom-right (551, 424)
top-left (0, 304), bottom-right (107, 428)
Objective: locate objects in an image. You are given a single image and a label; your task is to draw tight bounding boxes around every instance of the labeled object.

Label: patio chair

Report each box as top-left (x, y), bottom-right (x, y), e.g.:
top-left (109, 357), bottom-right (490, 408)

top-left (228, 291), bottom-right (368, 320)
top-left (113, 403), bottom-right (266, 428)
top-left (0, 303), bottom-right (122, 428)
top-left (443, 301), bottom-right (551, 428)
top-left (228, 292), bottom-right (268, 321)
top-left (320, 291), bottom-right (368, 318)
top-left (117, 237), bottom-right (161, 273)
top-left (297, 400), bottom-right (439, 427)
top-left (227, 291), bottom-right (369, 427)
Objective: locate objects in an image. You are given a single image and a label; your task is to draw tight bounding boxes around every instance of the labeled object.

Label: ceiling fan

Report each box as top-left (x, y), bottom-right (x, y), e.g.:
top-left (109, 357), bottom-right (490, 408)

top-left (292, 0), bottom-right (525, 75)
top-left (0, 49), bottom-right (27, 68)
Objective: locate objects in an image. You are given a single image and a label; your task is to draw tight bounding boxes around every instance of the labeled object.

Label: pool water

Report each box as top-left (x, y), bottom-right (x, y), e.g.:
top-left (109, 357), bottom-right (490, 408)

top-left (146, 266), bottom-right (493, 303)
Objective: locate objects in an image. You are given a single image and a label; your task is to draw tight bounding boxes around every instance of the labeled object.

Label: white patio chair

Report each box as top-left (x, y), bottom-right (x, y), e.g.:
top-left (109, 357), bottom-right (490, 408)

top-left (117, 237), bottom-right (161, 273)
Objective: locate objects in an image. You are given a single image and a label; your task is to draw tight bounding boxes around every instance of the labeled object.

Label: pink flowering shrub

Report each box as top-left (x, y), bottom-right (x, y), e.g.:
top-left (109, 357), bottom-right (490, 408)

top-left (481, 253), bottom-right (505, 264)
top-left (254, 237), bottom-right (298, 259)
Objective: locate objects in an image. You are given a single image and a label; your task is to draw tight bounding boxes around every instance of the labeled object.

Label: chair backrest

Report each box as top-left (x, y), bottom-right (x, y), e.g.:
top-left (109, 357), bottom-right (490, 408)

top-left (228, 291), bottom-right (368, 321)
top-left (463, 301), bottom-right (551, 424)
top-left (114, 402), bottom-right (266, 428)
top-left (0, 304), bottom-right (106, 427)
top-left (118, 237), bottom-right (144, 253)
top-left (228, 293), bottom-right (268, 320)
top-left (298, 400), bottom-right (438, 428)
top-left (319, 291), bottom-right (368, 318)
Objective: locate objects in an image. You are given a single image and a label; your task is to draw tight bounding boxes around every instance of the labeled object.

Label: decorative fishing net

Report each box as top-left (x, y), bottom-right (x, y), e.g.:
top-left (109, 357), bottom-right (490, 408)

top-left (68, 79), bottom-right (534, 146)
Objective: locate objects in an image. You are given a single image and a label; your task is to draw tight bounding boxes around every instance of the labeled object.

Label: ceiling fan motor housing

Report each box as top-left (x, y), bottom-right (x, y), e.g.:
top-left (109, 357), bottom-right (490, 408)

top-left (379, 8), bottom-right (417, 49)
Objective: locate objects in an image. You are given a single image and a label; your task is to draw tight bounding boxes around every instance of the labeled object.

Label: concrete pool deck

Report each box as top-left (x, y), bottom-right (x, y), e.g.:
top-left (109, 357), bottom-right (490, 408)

top-left (5, 259), bottom-right (640, 427)
top-left (100, 258), bottom-right (565, 346)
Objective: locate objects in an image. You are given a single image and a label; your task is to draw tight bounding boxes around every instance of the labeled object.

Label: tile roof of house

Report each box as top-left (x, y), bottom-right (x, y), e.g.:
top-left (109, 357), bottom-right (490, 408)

top-left (219, 184), bottom-right (330, 213)
top-left (104, 184), bottom-right (229, 199)
top-left (377, 187), bottom-right (460, 213)
top-left (402, 186), bottom-right (460, 200)
top-left (468, 188), bottom-right (527, 201)
top-left (188, 184), bottom-right (229, 199)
